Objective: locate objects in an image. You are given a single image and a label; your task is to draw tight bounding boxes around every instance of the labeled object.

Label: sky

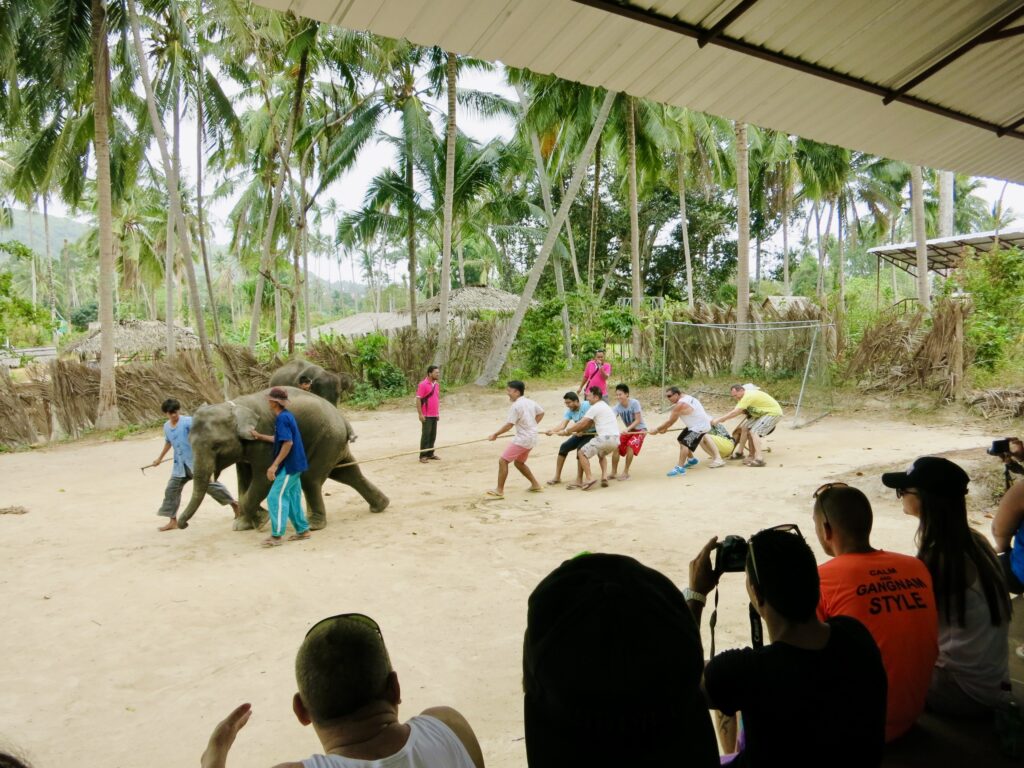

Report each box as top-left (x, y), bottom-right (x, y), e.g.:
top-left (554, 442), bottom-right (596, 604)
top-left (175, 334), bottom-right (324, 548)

top-left (35, 64), bottom-right (1024, 287)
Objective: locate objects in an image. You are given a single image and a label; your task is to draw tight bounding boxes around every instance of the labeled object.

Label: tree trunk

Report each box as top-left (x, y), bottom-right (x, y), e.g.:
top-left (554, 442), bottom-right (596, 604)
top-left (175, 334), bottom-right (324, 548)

top-left (782, 193), bottom-right (790, 295)
top-left (755, 234), bottom-right (762, 285)
top-left (42, 196), bottom-right (58, 334)
top-left (27, 205), bottom-right (37, 306)
top-left (588, 135), bottom-right (602, 292)
top-left (63, 239), bottom-right (78, 309)
top-left (274, 283), bottom-right (283, 346)
top-left (476, 89), bottom-right (617, 385)
top-left (128, 0), bottom-right (211, 365)
top-left (731, 122), bottom-right (750, 375)
top-left (818, 202), bottom-right (834, 299)
top-left (437, 51), bottom-right (457, 365)
top-left (837, 197), bottom-right (846, 310)
top-left (564, 213), bottom-right (582, 286)
top-left (938, 170), bottom-right (954, 237)
top-left (627, 96), bottom-right (642, 359)
top-left (406, 142), bottom-right (418, 330)
top-left (247, 47), bottom-right (310, 350)
top-left (194, 80), bottom-right (222, 347)
top-left (92, 0), bottom-right (119, 428)
top-left (517, 82), bottom-right (573, 362)
top-left (456, 240), bottom-right (466, 287)
top-left (163, 207), bottom-right (176, 356)
top-left (911, 166), bottom-right (930, 309)
top-left (677, 156), bottom-right (694, 308)
top-left (288, 226), bottom-right (300, 354)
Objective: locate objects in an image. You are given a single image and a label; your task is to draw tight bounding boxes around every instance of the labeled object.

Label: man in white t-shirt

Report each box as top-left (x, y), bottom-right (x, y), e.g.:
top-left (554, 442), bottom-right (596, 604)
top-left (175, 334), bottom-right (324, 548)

top-left (562, 386), bottom-right (620, 491)
top-left (653, 387), bottom-right (724, 476)
top-left (199, 613), bottom-right (484, 768)
top-left (486, 380), bottom-right (545, 499)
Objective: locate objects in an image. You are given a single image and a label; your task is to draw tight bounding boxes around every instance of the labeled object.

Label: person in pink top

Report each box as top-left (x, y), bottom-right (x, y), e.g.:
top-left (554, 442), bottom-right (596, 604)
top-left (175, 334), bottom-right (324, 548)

top-left (415, 365), bottom-right (441, 463)
top-left (577, 349), bottom-right (611, 400)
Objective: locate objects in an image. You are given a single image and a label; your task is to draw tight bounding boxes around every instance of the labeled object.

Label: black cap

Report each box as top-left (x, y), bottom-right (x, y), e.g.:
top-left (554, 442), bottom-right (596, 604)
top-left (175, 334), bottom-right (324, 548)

top-left (523, 553), bottom-right (718, 767)
top-left (881, 456), bottom-right (970, 496)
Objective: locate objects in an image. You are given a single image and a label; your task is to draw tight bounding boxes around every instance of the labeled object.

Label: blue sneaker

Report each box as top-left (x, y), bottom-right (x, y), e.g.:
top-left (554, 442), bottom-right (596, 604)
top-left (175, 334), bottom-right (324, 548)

top-left (685, 457), bottom-right (699, 468)
top-left (666, 466), bottom-right (687, 477)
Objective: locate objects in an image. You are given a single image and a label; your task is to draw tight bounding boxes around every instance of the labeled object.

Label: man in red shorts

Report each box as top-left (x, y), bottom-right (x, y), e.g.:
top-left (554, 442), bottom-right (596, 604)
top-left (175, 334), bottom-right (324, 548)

top-left (487, 380), bottom-right (544, 498)
top-left (610, 383), bottom-right (646, 480)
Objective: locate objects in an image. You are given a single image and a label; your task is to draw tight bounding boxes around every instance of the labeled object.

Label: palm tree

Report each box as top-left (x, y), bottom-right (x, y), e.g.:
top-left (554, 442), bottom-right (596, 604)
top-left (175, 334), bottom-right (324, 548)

top-left (731, 122), bottom-right (750, 375)
top-left (910, 165), bottom-right (930, 309)
top-left (436, 50), bottom-right (456, 364)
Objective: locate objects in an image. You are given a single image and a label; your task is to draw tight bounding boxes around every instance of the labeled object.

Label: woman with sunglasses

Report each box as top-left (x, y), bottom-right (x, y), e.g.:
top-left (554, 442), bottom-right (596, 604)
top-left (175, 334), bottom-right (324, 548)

top-left (882, 456), bottom-right (1012, 716)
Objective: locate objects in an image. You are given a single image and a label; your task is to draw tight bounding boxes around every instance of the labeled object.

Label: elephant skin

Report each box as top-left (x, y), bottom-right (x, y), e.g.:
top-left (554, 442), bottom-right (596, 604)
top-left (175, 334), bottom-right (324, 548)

top-left (269, 359), bottom-right (353, 405)
top-left (176, 387), bottom-right (389, 532)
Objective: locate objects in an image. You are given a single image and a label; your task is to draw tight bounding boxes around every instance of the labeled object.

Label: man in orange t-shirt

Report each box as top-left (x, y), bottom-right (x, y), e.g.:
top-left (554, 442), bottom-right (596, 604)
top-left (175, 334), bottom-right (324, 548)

top-left (812, 483), bottom-right (938, 742)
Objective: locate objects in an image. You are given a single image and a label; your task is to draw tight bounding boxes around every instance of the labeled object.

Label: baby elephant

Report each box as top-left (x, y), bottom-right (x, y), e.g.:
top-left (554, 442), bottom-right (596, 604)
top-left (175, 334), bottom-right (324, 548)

top-left (269, 359), bottom-right (353, 405)
top-left (177, 387), bottom-right (388, 531)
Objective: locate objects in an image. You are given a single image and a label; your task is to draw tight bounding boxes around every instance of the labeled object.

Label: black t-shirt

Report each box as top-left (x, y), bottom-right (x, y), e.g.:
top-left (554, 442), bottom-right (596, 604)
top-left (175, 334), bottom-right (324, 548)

top-left (704, 615), bottom-right (886, 767)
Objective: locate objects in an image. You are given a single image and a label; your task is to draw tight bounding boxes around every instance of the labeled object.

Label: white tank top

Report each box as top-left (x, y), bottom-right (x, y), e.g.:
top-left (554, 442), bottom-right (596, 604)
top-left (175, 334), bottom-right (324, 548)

top-left (679, 395), bottom-right (711, 433)
top-left (301, 715), bottom-right (476, 768)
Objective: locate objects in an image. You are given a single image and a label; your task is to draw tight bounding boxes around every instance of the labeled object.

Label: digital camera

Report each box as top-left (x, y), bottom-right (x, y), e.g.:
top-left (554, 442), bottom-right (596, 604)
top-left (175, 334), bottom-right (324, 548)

top-left (714, 535), bottom-right (749, 576)
top-left (988, 438), bottom-right (1011, 456)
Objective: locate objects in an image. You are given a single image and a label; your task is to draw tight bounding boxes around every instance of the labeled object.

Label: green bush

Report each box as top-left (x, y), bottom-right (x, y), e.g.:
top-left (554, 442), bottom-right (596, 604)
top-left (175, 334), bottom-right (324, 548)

top-left (955, 247), bottom-right (1024, 372)
top-left (518, 301), bottom-right (567, 376)
top-left (70, 301), bottom-right (99, 331)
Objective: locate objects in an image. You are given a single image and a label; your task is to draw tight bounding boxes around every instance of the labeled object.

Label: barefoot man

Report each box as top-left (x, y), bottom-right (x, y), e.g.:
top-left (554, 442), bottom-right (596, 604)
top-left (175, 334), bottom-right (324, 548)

top-left (487, 380), bottom-right (544, 498)
top-left (151, 398), bottom-right (239, 531)
top-left (653, 386), bottom-right (724, 477)
top-left (562, 386), bottom-right (620, 491)
top-left (544, 391), bottom-right (594, 487)
top-left (249, 387), bottom-right (312, 547)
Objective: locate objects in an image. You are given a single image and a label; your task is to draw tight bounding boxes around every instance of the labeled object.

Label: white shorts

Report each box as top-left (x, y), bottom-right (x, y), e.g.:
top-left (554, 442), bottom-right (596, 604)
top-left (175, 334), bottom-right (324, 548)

top-left (742, 414), bottom-right (782, 437)
top-left (581, 434), bottom-right (618, 459)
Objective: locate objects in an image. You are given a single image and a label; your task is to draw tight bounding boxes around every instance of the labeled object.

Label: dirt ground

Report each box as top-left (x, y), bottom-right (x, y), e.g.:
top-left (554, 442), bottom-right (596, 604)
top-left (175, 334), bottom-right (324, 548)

top-left (0, 384), bottom-right (1015, 766)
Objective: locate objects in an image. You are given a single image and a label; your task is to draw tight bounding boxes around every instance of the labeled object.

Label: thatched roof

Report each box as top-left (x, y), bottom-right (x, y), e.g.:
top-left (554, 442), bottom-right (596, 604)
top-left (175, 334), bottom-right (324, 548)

top-left (296, 312), bottom-right (419, 343)
top-left (414, 286), bottom-right (527, 315)
top-left (761, 295), bottom-right (813, 311)
top-left (64, 319), bottom-right (200, 360)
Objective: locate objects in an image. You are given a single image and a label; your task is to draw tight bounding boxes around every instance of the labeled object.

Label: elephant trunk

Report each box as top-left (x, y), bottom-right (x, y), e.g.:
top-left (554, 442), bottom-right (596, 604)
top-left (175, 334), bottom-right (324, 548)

top-left (177, 459), bottom-right (214, 529)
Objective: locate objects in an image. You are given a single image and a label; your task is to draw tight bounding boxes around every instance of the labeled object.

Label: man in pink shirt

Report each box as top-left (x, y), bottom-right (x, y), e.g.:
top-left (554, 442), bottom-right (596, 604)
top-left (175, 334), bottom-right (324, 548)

top-left (577, 349), bottom-right (611, 400)
top-left (416, 365), bottom-right (441, 463)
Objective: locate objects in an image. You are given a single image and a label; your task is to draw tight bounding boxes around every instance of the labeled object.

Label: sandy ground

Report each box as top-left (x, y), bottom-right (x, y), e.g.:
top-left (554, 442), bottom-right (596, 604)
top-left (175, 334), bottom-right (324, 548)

top-left (0, 384), bottom-right (1013, 766)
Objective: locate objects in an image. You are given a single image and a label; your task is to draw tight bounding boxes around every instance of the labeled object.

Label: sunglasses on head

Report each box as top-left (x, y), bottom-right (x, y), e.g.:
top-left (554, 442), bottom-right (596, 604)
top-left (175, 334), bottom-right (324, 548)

top-left (813, 481), bottom-right (849, 499)
top-left (305, 612), bottom-right (383, 640)
top-left (749, 523), bottom-right (803, 585)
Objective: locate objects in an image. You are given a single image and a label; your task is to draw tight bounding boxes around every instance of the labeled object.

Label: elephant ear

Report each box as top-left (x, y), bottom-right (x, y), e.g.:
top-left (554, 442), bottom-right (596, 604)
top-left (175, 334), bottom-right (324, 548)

top-left (234, 404), bottom-right (261, 440)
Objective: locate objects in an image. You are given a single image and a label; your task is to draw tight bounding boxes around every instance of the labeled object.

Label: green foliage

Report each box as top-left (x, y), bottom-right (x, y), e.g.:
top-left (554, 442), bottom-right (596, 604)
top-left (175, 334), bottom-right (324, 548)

top-left (70, 301), bottom-right (99, 330)
top-left (517, 299), bottom-right (566, 376)
top-left (353, 332), bottom-right (408, 391)
top-left (0, 270), bottom-right (52, 342)
top-left (954, 247), bottom-right (1024, 372)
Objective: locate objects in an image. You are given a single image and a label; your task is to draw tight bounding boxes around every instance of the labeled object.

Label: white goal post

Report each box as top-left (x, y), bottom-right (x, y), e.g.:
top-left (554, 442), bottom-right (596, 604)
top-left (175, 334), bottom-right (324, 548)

top-left (660, 320), bottom-right (834, 429)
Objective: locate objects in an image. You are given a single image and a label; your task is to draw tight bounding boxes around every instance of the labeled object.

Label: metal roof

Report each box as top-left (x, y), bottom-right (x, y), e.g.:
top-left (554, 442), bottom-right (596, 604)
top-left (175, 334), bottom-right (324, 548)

top-left (867, 229), bottom-right (1024, 274)
top-left (255, 0), bottom-right (1024, 182)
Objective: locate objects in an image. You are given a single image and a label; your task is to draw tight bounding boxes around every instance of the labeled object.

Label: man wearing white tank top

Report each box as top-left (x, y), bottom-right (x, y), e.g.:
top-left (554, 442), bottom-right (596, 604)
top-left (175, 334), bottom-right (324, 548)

top-left (200, 614), bottom-right (484, 768)
top-left (653, 387), bottom-right (724, 476)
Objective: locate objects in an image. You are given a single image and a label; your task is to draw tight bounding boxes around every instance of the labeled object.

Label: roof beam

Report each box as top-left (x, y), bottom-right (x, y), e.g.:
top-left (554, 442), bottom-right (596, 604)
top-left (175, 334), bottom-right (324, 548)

top-left (985, 23), bottom-right (1024, 41)
top-left (698, 0), bottom-right (760, 48)
top-left (882, 5), bottom-right (1024, 105)
top-left (569, 0), bottom-right (1024, 142)
top-left (998, 114), bottom-right (1024, 137)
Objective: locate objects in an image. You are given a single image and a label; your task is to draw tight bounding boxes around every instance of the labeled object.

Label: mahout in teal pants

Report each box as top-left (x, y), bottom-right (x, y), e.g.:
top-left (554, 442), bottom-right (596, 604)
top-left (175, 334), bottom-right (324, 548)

top-left (268, 470), bottom-right (309, 538)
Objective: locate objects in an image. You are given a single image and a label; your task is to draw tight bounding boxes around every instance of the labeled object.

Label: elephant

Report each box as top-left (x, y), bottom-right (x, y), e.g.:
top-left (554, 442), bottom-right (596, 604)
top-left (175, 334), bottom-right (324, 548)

top-left (269, 359), bottom-right (354, 405)
top-left (176, 387), bottom-right (389, 531)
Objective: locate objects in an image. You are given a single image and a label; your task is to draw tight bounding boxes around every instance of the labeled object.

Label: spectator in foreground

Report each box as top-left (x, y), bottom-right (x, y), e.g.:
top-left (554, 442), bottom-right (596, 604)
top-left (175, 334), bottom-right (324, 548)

top-left (882, 456), bottom-right (1012, 715)
top-left (812, 483), bottom-right (938, 741)
top-left (200, 614), bottom-right (485, 768)
top-left (991, 455), bottom-right (1024, 597)
top-left (523, 553), bottom-right (718, 767)
top-left (688, 526), bottom-right (886, 766)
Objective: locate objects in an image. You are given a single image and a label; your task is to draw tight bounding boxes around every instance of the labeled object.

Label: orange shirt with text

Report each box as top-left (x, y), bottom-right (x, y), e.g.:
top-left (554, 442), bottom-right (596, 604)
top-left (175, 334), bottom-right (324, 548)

top-left (817, 551), bottom-right (938, 742)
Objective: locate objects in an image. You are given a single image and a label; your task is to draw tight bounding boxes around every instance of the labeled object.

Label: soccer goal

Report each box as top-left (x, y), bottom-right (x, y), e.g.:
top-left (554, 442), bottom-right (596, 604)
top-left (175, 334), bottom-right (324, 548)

top-left (660, 320), bottom-right (834, 428)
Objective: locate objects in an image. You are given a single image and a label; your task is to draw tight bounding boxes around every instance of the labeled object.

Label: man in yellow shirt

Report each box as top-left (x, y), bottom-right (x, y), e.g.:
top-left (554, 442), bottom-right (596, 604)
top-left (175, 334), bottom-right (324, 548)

top-left (710, 384), bottom-right (783, 467)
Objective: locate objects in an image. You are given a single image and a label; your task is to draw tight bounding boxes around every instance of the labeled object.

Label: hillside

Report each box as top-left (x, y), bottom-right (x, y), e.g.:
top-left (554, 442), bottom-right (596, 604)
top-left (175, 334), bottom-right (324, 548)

top-left (0, 208), bottom-right (89, 256)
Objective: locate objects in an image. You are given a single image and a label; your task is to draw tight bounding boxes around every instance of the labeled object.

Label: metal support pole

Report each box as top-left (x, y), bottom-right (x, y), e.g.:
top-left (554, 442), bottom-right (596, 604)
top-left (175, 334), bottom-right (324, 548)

top-left (793, 323), bottom-right (819, 428)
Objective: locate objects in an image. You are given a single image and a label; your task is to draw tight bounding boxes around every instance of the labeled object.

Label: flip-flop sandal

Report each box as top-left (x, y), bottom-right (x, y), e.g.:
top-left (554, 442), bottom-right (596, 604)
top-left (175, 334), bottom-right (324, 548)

top-left (581, 480), bottom-right (598, 491)
top-left (601, 479), bottom-right (609, 487)
top-left (546, 480), bottom-right (561, 486)
top-left (747, 459), bottom-right (767, 467)
top-left (261, 537), bottom-right (283, 548)
top-left (288, 533), bottom-right (311, 541)
top-left (566, 483), bottom-right (582, 490)
top-left (528, 487), bottom-right (544, 493)
top-left (485, 490), bottom-right (504, 499)
top-left (428, 456), bottom-right (442, 461)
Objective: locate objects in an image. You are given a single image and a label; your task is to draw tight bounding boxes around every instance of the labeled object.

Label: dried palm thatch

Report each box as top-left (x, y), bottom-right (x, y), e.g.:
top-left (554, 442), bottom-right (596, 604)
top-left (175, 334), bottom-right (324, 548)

top-left (216, 344), bottom-right (286, 397)
top-left (969, 388), bottom-right (1024, 419)
top-left (846, 299), bottom-right (971, 399)
top-left (0, 368), bottom-right (42, 446)
top-left (414, 287), bottom-right (525, 316)
top-left (45, 351), bottom-right (223, 437)
top-left (64, 319), bottom-right (201, 361)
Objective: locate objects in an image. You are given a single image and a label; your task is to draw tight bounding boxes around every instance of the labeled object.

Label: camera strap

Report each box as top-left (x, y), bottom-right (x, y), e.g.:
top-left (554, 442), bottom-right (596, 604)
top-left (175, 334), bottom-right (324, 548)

top-left (710, 592), bottom-right (764, 656)
top-left (709, 590), bottom-right (720, 658)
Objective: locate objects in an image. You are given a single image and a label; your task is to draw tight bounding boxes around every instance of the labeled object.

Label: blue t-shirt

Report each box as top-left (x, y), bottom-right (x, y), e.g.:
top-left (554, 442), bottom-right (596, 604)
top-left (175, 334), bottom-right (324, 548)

top-left (273, 409), bottom-right (309, 475)
top-left (613, 398), bottom-right (647, 431)
top-left (564, 401), bottom-right (595, 434)
top-left (164, 416), bottom-right (194, 478)
top-left (1012, 519), bottom-right (1024, 585)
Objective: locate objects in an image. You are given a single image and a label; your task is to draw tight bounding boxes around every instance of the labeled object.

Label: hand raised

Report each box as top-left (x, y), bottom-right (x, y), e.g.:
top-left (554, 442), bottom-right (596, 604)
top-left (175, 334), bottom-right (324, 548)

top-left (201, 702), bottom-right (252, 768)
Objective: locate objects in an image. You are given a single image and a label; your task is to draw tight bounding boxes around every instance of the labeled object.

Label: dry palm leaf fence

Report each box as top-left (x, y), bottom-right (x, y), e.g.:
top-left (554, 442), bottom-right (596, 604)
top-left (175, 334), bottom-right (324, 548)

top-left (216, 344), bottom-right (283, 396)
top-left (662, 302), bottom-right (835, 381)
top-left (969, 389), bottom-right (1024, 420)
top-left (0, 368), bottom-right (44, 446)
top-left (845, 298), bottom-right (971, 399)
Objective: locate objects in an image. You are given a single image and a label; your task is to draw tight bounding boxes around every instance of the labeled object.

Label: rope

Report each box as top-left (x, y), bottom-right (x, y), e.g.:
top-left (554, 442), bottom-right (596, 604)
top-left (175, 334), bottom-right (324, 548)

top-left (331, 427), bottom-right (686, 469)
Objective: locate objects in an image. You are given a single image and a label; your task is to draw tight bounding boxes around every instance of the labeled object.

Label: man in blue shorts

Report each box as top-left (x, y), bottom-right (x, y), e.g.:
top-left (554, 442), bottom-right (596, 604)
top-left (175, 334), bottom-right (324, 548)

top-left (249, 387), bottom-right (312, 548)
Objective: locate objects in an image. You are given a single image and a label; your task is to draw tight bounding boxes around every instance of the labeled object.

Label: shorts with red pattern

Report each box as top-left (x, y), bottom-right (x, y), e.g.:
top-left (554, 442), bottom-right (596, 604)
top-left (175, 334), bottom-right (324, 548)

top-left (618, 431), bottom-right (646, 456)
top-left (501, 443), bottom-right (532, 462)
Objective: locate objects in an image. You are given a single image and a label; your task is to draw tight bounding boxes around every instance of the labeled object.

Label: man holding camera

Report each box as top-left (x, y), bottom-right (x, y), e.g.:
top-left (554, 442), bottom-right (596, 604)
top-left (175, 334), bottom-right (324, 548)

top-left (991, 438), bottom-right (1024, 597)
top-left (686, 527), bottom-right (886, 766)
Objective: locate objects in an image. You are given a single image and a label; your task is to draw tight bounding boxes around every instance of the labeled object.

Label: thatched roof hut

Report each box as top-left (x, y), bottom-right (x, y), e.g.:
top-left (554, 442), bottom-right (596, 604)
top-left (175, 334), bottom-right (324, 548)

top-left (64, 319), bottom-right (200, 361)
top-left (296, 312), bottom-right (423, 343)
top-left (414, 286), bottom-right (527, 316)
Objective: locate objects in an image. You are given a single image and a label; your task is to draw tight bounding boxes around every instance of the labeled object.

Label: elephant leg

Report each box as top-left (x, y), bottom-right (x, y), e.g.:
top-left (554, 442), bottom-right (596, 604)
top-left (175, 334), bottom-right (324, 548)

top-left (300, 473), bottom-right (328, 531)
top-left (235, 471), bottom-right (272, 532)
top-left (329, 463), bottom-right (390, 514)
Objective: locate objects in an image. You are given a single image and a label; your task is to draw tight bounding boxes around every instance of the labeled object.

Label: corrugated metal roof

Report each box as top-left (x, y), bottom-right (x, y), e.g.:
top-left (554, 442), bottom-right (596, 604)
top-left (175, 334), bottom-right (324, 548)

top-left (868, 229), bottom-right (1024, 274)
top-left (259, 0), bottom-right (1024, 182)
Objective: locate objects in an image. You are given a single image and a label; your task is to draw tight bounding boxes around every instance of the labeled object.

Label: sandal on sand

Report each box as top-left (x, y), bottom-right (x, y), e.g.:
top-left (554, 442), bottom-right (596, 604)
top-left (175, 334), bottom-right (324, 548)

top-left (601, 478), bottom-right (609, 487)
top-left (728, 453), bottom-right (746, 461)
top-left (747, 458), bottom-right (767, 467)
top-left (485, 490), bottom-right (504, 499)
top-left (581, 480), bottom-right (598, 491)
top-left (261, 537), bottom-right (283, 548)
top-left (546, 479), bottom-right (561, 486)
top-left (288, 532), bottom-right (311, 541)
top-left (428, 455), bottom-right (442, 461)
top-left (566, 483), bottom-right (582, 490)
